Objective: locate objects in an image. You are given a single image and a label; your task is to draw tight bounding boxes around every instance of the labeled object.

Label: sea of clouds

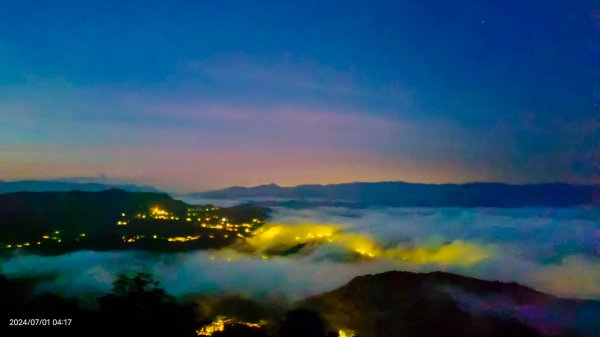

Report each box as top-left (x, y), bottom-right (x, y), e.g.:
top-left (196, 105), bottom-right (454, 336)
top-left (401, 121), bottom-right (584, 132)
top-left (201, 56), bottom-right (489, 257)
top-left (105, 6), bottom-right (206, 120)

top-left (1, 205), bottom-right (599, 302)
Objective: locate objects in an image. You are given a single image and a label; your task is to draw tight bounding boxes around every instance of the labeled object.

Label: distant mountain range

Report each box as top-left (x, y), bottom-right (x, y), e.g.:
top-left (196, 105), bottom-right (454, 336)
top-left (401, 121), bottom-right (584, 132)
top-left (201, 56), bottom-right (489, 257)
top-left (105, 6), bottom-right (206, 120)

top-left (0, 180), bottom-right (161, 194)
top-left (303, 270), bottom-right (600, 337)
top-left (191, 182), bottom-right (599, 207)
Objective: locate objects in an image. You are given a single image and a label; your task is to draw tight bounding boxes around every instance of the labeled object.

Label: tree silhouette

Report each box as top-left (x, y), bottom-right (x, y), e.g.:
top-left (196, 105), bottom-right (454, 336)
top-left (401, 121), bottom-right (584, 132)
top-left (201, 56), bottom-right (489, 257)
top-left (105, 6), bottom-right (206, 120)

top-left (112, 272), bottom-right (167, 298)
top-left (96, 272), bottom-right (199, 337)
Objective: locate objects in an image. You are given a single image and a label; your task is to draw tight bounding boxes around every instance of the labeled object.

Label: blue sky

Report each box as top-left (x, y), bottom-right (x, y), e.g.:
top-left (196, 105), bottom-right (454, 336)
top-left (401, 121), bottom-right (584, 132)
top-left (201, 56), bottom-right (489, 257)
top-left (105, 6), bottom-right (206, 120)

top-left (0, 0), bottom-right (598, 191)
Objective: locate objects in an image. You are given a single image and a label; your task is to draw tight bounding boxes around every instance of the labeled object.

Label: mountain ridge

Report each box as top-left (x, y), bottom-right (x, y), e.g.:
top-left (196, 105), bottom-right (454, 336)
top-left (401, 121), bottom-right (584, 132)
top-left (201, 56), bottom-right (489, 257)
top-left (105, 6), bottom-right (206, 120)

top-left (0, 189), bottom-right (270, 254)
top-left (190, 181), bottom-right (599, 207)
top-left (302, 270), bottom-right (600, 337)
top-left (0, 180), bottom-right (161, 194)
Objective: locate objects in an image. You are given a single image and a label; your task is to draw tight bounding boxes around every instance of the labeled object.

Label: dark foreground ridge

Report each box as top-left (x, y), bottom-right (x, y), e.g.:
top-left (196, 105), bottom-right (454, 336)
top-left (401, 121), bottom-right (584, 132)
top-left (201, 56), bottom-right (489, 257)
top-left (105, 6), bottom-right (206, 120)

top-left (303, 270), bottom-right (600, 337)
top-left (191, 182), bottom-right (599, 207)
top-left (2, 270), bottom-right (599, 337)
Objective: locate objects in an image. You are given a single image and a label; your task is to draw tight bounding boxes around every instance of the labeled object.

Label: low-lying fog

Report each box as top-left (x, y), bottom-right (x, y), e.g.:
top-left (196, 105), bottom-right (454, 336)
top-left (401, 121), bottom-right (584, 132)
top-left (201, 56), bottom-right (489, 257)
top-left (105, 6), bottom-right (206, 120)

top-left (2, 204), bottom-right (599, 302)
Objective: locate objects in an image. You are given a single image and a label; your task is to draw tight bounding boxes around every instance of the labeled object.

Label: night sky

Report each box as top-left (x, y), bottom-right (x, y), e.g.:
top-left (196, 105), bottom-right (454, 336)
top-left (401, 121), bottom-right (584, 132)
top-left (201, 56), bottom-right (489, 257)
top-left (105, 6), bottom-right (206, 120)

top-left (0, 0), bottom-right (598, 192)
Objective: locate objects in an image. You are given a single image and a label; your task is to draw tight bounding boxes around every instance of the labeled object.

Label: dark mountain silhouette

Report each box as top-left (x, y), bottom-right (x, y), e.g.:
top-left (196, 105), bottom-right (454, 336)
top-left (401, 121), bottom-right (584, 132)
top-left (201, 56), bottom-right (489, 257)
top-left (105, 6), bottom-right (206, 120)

top-left (0, 272), bottom-right (202, 337)
top-left (0, 189), bottom-right (187, 241)
top-left (0, 190), bottom-right (269, 253)
top-left (302, 271), bottom-right (600, 337)
top-left (0, 180), bottom-right (161, 194)
top-left (4, 270), bottom-right (599, 337)
top-left (191, 182), bottom-right (599, 207)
